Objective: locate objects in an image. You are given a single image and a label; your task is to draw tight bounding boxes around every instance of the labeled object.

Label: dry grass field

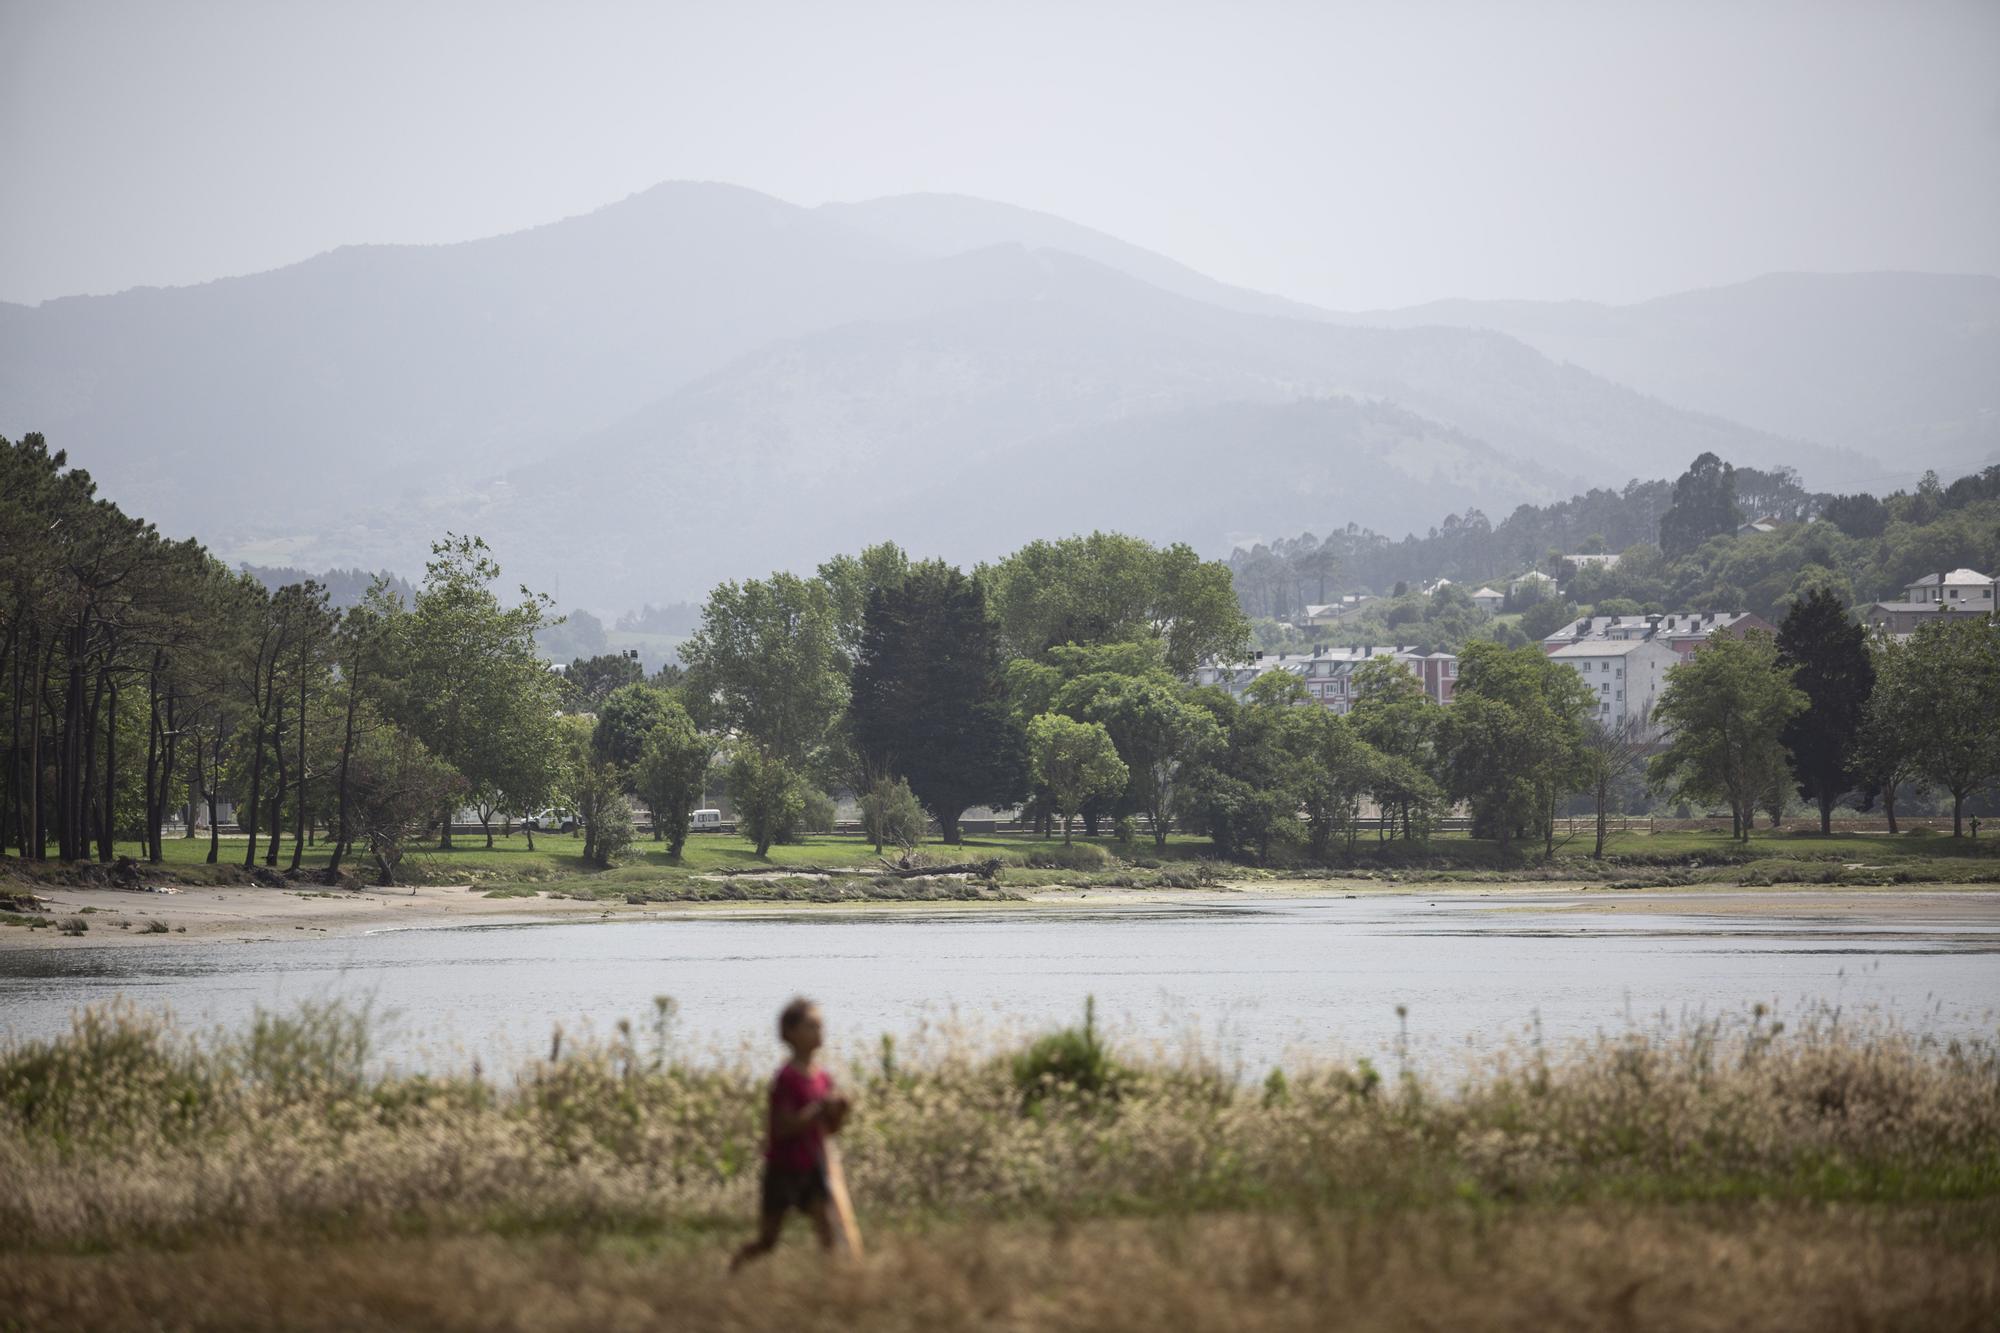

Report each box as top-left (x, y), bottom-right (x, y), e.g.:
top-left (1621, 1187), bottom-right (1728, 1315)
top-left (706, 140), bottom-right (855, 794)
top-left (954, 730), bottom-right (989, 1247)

top-left (3, 1001), bottom-right (1996, 1330)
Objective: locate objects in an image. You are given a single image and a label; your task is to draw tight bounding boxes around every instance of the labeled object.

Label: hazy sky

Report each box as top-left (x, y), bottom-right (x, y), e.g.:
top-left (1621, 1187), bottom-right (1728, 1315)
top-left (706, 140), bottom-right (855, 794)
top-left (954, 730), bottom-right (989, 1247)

top-left (3, 0), bottom-right (1996, 310)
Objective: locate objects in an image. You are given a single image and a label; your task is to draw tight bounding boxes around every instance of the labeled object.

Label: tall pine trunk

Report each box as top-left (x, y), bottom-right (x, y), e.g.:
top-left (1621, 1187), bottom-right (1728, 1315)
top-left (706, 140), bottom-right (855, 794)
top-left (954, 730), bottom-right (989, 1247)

top-left (265, 717), bottom-right (286, 868)
top-left (330, 656), bottom-right (362, 875)
top-left (2, 623), bottom-right (17, 856)
top-left (241, 718), bottom-right (266, 868)
top-left (143, 659), bottom-right (163, 863)
top-left (30, 633), bottom-right (52, 859)
top-left (290, 665), bottom-right (308, 872)
top-left (78, 664), bottom-right (103, 862)
top-left (206, 784), bottom-right (222, 865)
top-left (98, 670), bottom-right (119, 863)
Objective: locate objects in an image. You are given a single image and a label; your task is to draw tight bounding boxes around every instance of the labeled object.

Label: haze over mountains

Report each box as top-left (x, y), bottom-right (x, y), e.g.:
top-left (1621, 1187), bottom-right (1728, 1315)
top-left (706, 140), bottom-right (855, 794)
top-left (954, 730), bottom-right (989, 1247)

top-left (2, 182), bottom-right (1992, 609)
top-left (1357, 272), bottom-right (2000, 483)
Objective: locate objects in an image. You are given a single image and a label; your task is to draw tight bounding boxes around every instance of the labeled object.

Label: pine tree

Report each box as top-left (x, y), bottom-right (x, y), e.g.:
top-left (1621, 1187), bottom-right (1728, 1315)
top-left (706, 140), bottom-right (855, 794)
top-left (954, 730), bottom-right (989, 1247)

top-left (1777, 588), bottom-right (1877, 833)
top-left (849, 562), bottom-right (1026, 844)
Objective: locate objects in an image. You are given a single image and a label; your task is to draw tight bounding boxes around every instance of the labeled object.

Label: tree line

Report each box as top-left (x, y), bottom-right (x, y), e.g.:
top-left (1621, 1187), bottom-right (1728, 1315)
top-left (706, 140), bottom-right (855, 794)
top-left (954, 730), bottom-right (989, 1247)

top-left (1651, 589), bottom-right (2000, 841)
top-left (1, 435), bottom-right (567, 883)
top-left (7, 433), bottom-right (1994, 883)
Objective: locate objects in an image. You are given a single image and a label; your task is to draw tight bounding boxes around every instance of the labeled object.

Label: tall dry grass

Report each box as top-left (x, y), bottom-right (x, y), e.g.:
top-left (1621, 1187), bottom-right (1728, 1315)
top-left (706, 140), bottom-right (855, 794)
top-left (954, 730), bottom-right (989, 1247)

top-left (2, 1000), bottom-right (1995, 1255)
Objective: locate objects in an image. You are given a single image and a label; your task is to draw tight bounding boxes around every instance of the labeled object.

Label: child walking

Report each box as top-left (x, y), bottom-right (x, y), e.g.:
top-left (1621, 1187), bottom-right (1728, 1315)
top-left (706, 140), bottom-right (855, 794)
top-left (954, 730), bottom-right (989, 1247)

top-left (730, 997), bottom-right (855, 1270)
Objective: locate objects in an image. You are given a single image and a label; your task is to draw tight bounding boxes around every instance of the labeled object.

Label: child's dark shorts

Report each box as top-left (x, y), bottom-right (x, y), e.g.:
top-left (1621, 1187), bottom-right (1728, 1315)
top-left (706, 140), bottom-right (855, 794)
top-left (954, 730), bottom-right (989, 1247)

top-left (760, 1162), bottom-right (830, 1215)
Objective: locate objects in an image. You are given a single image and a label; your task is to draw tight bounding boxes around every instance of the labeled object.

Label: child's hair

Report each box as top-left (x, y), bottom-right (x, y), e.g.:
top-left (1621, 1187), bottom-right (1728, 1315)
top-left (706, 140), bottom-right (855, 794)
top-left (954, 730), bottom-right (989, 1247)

top-left (778, 996), bottom-right (818, 1040)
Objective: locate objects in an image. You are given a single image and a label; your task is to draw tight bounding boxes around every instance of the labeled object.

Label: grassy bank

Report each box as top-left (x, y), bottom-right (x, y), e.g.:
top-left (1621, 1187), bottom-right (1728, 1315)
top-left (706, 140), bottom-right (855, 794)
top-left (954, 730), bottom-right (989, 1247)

top-left (2, 1004), bottom-right (1997, 1328)
top-left (3, 825), bottom-right (1996, 914)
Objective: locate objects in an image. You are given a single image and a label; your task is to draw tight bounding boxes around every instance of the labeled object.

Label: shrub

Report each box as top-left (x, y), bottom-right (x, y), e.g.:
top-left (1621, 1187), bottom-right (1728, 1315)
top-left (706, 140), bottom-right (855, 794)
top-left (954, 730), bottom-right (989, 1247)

top-left (727, 749), bottom-right (807, 856)
top-left (799, 787), bottom-right (837, 836)
top-left (1012, 996), bottom-right (1123, 1108)
top-left (859, 775), bottom-right (927, 853)
top-left (1017, 842), bottom-right (1113, 872)
top-left (0, 1004), bottom-right (219, 1145)
top-left (56, 917), bottom-right (87, 936)
top-left (141, 919), bottom-right (169, 934)
top-left (241, 1002), bottom-right (371, 1106)
top-left (588, 795), bottom-right (637, 867)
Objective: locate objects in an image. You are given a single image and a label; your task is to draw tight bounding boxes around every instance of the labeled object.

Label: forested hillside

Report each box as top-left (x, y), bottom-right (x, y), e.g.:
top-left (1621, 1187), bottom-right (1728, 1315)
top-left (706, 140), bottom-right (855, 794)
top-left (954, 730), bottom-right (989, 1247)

top-left (1234, 459), bottom-right (2000, 653)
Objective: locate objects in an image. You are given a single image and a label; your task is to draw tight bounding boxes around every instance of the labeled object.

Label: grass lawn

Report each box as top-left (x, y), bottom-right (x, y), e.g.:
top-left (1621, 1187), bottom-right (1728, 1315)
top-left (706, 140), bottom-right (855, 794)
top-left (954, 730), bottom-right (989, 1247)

top-left (95, 829), bottom-right (1138, 879)
top-left (8, 824), bottom-right (1993, 897)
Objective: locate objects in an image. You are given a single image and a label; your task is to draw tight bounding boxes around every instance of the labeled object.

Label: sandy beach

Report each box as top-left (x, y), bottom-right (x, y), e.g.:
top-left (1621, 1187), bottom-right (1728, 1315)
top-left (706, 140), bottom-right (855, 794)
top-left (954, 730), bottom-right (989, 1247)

top-left (6, 876), bottom-right (1996, 951)
top-left (0, 880), bottom-right (627, 948)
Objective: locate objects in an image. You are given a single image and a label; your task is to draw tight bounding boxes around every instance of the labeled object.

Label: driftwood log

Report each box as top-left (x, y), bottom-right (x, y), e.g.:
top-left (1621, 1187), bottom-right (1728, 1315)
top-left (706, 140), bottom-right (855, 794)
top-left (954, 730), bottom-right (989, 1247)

top-left (872, 858), bottom-right (1004, 879)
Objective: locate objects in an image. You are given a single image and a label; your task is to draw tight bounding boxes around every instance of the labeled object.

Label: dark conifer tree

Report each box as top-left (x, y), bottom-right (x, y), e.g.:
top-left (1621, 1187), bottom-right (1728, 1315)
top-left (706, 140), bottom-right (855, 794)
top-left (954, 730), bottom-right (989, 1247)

top-left (849, 562), bottom-right (1026, 844)
top-left (1777, 587), bottom-right (1877, 834)
top-left (1658, 452), bottom-right (1742, 559)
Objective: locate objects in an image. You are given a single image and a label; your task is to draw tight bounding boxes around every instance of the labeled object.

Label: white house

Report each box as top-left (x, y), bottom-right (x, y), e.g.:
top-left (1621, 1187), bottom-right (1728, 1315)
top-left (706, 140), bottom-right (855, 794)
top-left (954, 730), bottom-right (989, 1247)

top-left (1193, 644), bottom-right (1457, 713)
top-left (1901, 568), bottom-right (1997, 609)
top-left (1301, 595), bottom-right (1372, 625)
top-left (1541, 610), bottom-right (1774, 660)
top-left (1548, 636), bottom-right (1677, 738)
top-left (1508, 570), bottom-right (1556, 597)
top-left (1469, 586), bottom-right (1504, 613)
top-left (1563, 552), bottom-right (1621, 571)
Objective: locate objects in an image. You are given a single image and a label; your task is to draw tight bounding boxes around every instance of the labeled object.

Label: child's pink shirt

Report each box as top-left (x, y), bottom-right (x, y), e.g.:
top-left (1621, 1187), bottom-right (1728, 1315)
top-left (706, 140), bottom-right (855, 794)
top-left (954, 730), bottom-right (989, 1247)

top-left (765, 1062), bottom-right (833, 1170)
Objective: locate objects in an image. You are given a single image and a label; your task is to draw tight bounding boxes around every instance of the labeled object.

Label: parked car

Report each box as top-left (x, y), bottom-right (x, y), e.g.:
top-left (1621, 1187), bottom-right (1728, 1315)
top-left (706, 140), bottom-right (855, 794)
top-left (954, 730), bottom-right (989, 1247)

top-left (690, 808), bottom-right (723, 833)
top-left (522, 809), bottom-right (580, 834)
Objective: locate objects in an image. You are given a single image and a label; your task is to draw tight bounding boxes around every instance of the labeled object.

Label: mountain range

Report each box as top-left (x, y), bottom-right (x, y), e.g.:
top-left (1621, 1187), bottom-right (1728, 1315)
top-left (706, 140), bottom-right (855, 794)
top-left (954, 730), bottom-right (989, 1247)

top-left (2, 182), bottom-right (1992, 608)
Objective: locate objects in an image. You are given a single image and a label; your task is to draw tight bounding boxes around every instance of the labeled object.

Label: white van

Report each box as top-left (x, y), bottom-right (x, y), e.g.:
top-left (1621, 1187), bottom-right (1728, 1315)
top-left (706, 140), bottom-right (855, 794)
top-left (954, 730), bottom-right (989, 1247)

top-left (690, 808), bottom-right (724, 833)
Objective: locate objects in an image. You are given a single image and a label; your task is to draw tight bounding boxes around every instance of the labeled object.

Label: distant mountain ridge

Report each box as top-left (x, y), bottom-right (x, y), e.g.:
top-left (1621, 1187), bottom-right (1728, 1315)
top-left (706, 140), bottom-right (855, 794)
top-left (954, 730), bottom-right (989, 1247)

top-left (0, 180), bottom-right (1981, 608)
top-left (1349, 271), bottom-right (2000, 481)
top-left (819, 192), bottom-right (1327, 322)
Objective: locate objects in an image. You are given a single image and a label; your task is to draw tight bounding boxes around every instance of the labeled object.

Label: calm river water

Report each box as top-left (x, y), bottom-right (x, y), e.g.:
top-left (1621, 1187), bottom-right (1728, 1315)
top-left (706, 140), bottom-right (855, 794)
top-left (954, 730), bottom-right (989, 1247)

top-left (3, 892), bottom-right (1996, 1074)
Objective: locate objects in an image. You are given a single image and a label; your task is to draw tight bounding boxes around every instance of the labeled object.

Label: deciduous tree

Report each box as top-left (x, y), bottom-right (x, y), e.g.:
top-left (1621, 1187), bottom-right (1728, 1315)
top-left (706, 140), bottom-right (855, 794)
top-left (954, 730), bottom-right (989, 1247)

top-left (985, 533), bottom-right (1249, 673)
top-left (1650, 632), bottom-right (1806, 840)
top-left (1854, 634), bottom-right (1925, 833)
top-left (632, 700), bottom-right (713, 856)
top-left (1292, 709), bottom-right (1379, 859)
top-left (727, 747), bottom-right (807, 857)
top-left (1027, 714), bottom-right (1128, 845)
top-left (1898, 616), bottom-right (2000, 836)
top-left (1442, 643), bottom-right (1595, 856)
top-left (376, 536), bottom-right (560, 851)
top-left (681, 573), bottom-right (847, 775)
top-left (562, 653), bottom-right (643, 710)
